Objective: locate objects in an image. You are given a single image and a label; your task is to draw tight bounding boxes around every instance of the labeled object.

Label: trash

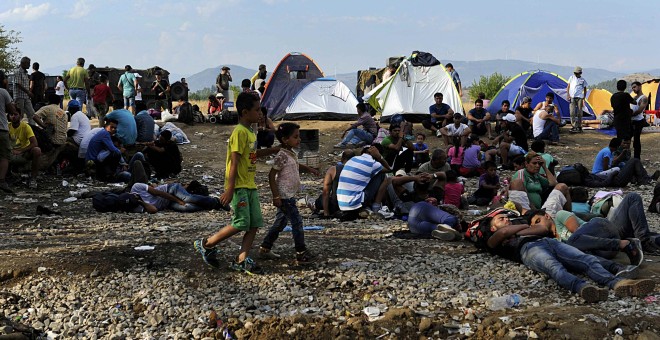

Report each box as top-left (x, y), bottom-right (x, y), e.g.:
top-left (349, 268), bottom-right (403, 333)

top-left (302, 307), bottom-right (319, 314)
top-left (644, 296), bottom-right (658, 303)
top-left (194, 164), bottom-right (203, 168)
top-left (202, 175), bottom-right (214, 182)
top-left (37, 267), bottom-right (47, 272)
top-left (62, 180), bottom-right (69, 187)
top-left (63, 197), bottom-right (78, 203)
top-left (468, 209), bottom-right (483, 215)
top-left (282, 225), bottom-right (325, 232)
top-left (134, 245), bottom-right (155, 251)
top-left (52, 203), bottom-right (58, 207)
top-left (363, 306), bottom-right (382, 321)
top-left (615, 328), bottom-right (623, 335)
top-left (487, 294), bottom-right (523, 311)
top-left (499, 316), bottom-right (512, 324)
top-left (458, 323), bottom-right (473, 336)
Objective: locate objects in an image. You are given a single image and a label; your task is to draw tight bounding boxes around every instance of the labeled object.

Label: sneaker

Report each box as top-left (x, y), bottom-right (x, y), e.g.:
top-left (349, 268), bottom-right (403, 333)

top-left (377, 206), bottom-right (394, 219)
top-left (295, 250), bottom-right (317, 265)
top-left (230, 257), bottom-right (263, 275)
top-left (436, 129), bottom-right (442, 137)
top-left (213, 197), bottom-right (231, 212)
top-left (193, 239), bottom-right (220, 268)
top-left (615, 265), bottom-right (639, 279)
top-left (432, 224), bottom-right (462, 241)
top-left (613, 279), bottom-right (655, 298)
top-left (579, 285), bottom-right (609, 303)
top-left (258, 247), bottom-right (281, 260)
top-left (0, 181), bottom-right (13, 194)
top-left (642, 240), bottom-right (660, 256)
top-left (623, 238), bottom-right (643, 266)
top-left (569, 127), bottom-right (580, 134)
top-left (333, 143), bottom-right (346, 149)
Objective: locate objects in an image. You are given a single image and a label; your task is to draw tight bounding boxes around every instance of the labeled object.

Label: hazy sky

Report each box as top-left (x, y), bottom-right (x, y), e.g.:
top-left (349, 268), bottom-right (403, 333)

top-left (2, 0), bottom-right (657, 76)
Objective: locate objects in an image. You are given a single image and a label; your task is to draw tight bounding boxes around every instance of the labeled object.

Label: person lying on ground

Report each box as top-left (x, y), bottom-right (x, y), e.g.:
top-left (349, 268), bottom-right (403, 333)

top-left (334, 102), bottom-right (378, 149)
top-left (509, 151), bottom-right (571, 214)
top-left (130, 182), bottom-right (225, 213)
top-left (384, 170), bottom-right (433, 215)
top-left (485, 114), bottom-right (527, 170)
top-left (473, 209), bottom-right (654, 302)
top-left (439, 113), bottom-right (471, 147)
top-left (143, 129), bottom-right (182, 179)
top-left (8, 109), bottom-right (41, 188)
top-left (408, 197), bottom-right (461, 239)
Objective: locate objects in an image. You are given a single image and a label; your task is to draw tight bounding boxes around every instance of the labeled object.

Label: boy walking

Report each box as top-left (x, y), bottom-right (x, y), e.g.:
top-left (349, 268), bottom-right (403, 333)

top-left (194, 92), bottom-right (279, 274)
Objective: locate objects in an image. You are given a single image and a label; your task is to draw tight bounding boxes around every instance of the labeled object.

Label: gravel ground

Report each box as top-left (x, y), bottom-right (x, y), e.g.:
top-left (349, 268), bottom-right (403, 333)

top-left (1, 122), bottom-right (659, 339)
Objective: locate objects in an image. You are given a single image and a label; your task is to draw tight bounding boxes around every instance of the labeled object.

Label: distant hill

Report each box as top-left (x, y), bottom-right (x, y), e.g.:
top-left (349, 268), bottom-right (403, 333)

top-left (186, 65), bottom-right (259, 92)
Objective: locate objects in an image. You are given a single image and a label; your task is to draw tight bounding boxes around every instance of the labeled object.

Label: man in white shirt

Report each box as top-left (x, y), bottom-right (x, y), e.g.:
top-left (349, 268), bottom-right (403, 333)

top-left (566, 66), bottom-right (588, 133)
top-left (630, 81), bottom-right (649, 159)
top-left (439, 113), bottom-right (471, 146)
top-left (67, 100), bottom-right (91, 146)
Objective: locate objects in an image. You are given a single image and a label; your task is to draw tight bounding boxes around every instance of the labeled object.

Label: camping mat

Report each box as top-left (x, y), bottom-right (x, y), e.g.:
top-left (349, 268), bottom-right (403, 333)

top-left (597, 126), bottom-right (660, 136)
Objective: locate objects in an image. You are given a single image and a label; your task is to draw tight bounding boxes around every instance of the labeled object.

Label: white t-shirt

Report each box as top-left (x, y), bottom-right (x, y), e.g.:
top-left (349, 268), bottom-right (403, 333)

top-left (131, 183), bottom-right (170, 210)
top-left (445, 123), bottom-right (469, 136)
top-left (632, 95), bottom-right (647, 121)
top-left (69, 111), bottom-right (91, 145)
top-left (55, 81), bottom-right (65, 96)
top-left (568, 75), bottom-right (588, 98)
top-left (78, 127), bottom-right (103, 159)
top-left (532, 110), bottom-right (546, 137)
top-left (136, 84), bottom-right (142, 101)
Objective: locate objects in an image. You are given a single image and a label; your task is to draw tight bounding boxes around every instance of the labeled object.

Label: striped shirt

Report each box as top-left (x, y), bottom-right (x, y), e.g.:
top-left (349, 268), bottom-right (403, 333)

top-left (336, 154), bottom-right (383, 211)
top-left (13, 67), bottom-right (30, 100)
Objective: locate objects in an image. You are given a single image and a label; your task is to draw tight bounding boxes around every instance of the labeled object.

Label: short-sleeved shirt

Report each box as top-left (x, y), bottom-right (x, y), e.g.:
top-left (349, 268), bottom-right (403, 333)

top-left (272, 148), bottom-right (300, 199)
top-left (381, 135), bottom-right (403, 161)
top-left (69, 111), bottom-right (91, 145)
top-left (118, 72), bottom-right (137, 97)
top-left (131, 183), bottom-right (170, 210)
top-left (92, 83), bottom-right (112, 103)
top-left (134, 111), bottom-right (155, 143)
top-left (78, 127), bottom-right (103, 159)
top-left (337, 154), bottom-right (383, 211)
top-left (418, 160), bottom-right (451, 174)
top-left (468, 108), bottom-right (488, 123)
top-left (9, 122), bottom-right (34, 149)
top-left (512, 169), bottom-right (549, 209)
top-left (531, 152), bottom-right (554, 175)
top-left (35, 104), bottom-right (68, 145)
top-left (0, 89), bottom-right (12, 131)
top-left (447, 146), bottom-right (464, 165)
top-left (592, 147), bottom-right (612, 173)
top-left (12, 67), bottom-right (30, 100)
top-left (152, 79), bottom-right (170, 100)
top-left (67, 66), bottom-right (88, 89)
top-left (462, 144), bottom-right (482, 168)
top-left (55, 81), bottom-right (65, 96)
top-left (226, 124), bottom-right (257, 190)
top-left (30, 71), bottom-right (45, 97)
top-left (516, 106), bottom-right (533, 119)
top-left (567, 75), bottom-right (587, 98)
top-left (555, 210), bottom-right (585, 241)
top-left (445, 123), bottom-right (469, 136)
top-left (106, 109), bottom-right (138, 146)
top-left (443, 182), bottom-right (464, 207)
top-left (610, 92), bottom-right (636, 123)
top-left (429, 103), bottom-right (451, 123)
top-left (449, 70), bottom-right (461, 89)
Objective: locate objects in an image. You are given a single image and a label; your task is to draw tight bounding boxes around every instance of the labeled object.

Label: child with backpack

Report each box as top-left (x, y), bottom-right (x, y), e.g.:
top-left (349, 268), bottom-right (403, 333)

top-left (193, 92), bottom-right (280, 274)
top-left (258, 123), bottom-right (320, 264)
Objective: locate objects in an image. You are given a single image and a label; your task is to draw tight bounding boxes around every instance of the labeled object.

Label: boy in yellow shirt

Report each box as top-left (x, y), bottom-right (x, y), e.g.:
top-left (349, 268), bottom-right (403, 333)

top-left (8, 109), bottom-right (41, 188)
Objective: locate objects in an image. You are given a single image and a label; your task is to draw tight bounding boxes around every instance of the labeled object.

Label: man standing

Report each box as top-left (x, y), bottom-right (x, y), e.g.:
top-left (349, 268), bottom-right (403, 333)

top-left (64, 58), bottom-right (90, 113)
top-left (0, 70), bottom-right (18, 193)
top-left (151, 71), bottom-right (170, 112)
top-left (566, 66), bottom-right (588, 133)
top-left (630, 81), bottom-right (649, 159)
top-left (610, 80), bottom-right (636, 142)
top-left (445, 63), bottom-right (462, 97)
top-left (13, 57), bottom-right (36, 125)
top-left (422, 92), bottom-right (454, 136)
top-left (216, 66), bottom-right (232, 99)
top-left (29, 62), bottom-right (46, 106)
top-left (118, 65), bottom-right (138, 113)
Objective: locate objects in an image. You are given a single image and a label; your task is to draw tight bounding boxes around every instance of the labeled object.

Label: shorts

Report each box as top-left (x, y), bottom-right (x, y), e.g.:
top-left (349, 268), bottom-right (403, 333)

top-left (10, 150), bottom-right (33, 164)
top-left (0, 131), bottom-right (11, 160)
top-left (508, 190), bottom-right (531, 210)
top-left (541, 189), bottom-right (567, 218)
top-left (124, 96), bottom-right (136, 108)
top-left (230, 188), bottom-right (263, 231)
top-left (509, 144), bottom-right (525, 156)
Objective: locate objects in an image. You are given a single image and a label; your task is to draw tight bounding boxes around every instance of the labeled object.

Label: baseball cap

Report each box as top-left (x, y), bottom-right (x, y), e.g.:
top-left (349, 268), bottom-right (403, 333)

top-left (68, 100), bottom-right (80, 108)
top-left (216, 93), bottom-right (224, 98)
top-left (503, 113), bottom-right (517, 123)
top-left (574, 66), bottom-right (583, 73)
top-left (521, 96), bottom-right (532, 103)
top-left (395, 169), bottom-right (407, 176)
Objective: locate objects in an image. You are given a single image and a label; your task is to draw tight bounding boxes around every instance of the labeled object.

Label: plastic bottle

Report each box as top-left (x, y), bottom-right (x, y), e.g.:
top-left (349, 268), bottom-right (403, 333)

top-left (487, 294), bottom-right (523, 311)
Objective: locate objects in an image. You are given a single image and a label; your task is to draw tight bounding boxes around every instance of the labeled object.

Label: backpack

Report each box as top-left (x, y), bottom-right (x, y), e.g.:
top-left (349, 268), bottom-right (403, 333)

top-left (92, 192), bottom-right (141, 213)
top-left (465, 208), bottom-right (520, 246)
top-left (177, 102), bottom-right (194, 125)
top-left (410, 51), bottom-right (441, 67)
top-left (556, 163), bottom-right (588, 186)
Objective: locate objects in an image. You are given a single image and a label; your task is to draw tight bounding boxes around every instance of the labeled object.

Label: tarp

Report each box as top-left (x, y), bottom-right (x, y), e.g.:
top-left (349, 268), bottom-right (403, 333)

top-left (487, 70), bottom-right (596, 120)
top-left (640, 79), bottom-right (660, 110)
top-left (587, 89), bottom-right (612, 115)
top-left (365, 52), bottom-right (463, 123)
top-left (261, 52), bottom-right (324, 120)
top-left (284, 78), bottom-right (358, 120)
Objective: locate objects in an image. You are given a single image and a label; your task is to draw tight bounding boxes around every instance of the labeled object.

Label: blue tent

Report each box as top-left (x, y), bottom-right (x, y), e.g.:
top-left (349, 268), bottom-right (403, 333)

top-left (487, 70), bottom-right (595, 120)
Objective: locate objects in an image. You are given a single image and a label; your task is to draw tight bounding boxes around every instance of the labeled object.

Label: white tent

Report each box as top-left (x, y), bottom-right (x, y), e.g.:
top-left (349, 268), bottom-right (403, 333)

top-left (366, 57), bottom-right (463, 122)
top-left (284, 78), bottom-right (359, 120)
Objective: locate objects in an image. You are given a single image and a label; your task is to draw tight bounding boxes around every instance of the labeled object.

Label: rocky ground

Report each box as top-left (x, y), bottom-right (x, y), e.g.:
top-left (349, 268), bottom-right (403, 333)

top-left (1, 121), bottom-right (660, 339)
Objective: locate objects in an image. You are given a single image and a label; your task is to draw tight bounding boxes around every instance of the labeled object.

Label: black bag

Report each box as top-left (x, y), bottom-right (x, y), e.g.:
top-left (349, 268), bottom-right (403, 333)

top-left (177, 102), bottom-right (194, 125)
top-left (92, 192), bottom-right (141, 212)
top-left (556, 165), bottom-right (583, 186)
top-left (410, 51), bottom-right (441, 67)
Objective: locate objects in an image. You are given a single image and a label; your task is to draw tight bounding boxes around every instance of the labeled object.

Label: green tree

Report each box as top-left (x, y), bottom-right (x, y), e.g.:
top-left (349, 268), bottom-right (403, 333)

top-left (0, 25), bottom-right (22, 72)
top-left (468, 72), bottom-right (509, 101)
top-left (590, 78), bottom-right (618, 94)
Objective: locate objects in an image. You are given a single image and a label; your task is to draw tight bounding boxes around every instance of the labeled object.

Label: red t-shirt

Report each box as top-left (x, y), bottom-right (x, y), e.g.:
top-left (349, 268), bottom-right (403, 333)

top-left (93, 84), bottom-right (111, 103)
top-left (443, 182), bottom-right (464, 207)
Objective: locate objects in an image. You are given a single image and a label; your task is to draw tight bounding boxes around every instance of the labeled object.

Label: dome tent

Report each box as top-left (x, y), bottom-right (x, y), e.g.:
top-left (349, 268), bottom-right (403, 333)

top-left (487, 70), bottom-right (596, 120)
top-left (284, 78), bottom-right (359, 121)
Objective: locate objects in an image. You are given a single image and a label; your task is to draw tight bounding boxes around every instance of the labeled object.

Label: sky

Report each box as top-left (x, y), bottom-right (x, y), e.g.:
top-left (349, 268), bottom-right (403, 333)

top-left (1, 0), bottom-right (658, 77)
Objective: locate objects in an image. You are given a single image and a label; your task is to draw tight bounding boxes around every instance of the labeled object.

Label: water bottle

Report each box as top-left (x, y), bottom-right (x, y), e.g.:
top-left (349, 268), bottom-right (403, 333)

top-left (487, 294), bottom-right (523, 311)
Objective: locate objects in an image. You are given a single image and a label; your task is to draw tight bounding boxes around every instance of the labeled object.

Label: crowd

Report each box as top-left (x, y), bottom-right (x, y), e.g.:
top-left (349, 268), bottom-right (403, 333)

top-left (2, 58), bottom-right (660, 302)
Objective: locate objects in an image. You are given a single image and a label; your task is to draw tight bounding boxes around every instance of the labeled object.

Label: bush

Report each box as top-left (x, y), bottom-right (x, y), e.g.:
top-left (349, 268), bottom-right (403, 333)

top-left (468, 73), bottom-right (509, 101)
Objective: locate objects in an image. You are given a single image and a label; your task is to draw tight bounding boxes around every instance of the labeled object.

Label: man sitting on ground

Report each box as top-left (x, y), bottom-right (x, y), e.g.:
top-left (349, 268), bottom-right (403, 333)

top-left (33, 94), bottom-right (68, 148)
top-left (493, 100), bottom-right (514, 135)
top-left (467, 99), bottom-right (494, 139)
top-left (86, 119), bottom-right (125, 182)
top-left (532, 106), bottom-right (561, 145)
top-left (515, 96), bottom-right (534, 136)
top-left (334, 103), bottom-right (378, 148)
top-left (143, 130), bottom-right (182, 179)
top-left (135, 101), bottom-right (155, 144)
top-left (485, 114), bottom-right (528, 170)
top-left (8, 109), bottom-right (41, 188)
top-left (439, 113), bottom-right (471, 147)
top-left (422, 92), bottom-right (454, 136)
top-left (312, 150), bottom-right (355, 218)
top-left (592, 138), bottom-right (655, 186)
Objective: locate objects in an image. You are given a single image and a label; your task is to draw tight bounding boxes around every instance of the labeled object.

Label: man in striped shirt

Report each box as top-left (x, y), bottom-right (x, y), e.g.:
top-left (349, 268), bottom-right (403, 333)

top-left (336, 145), bottom-right (391, 220)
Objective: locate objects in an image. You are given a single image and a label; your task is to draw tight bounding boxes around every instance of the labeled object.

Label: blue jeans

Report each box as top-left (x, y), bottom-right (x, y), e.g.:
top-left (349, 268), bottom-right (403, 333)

top-left (566, 217), bottom-right (620, 259)
top-left (535, 120), bottom-right (559, 142)
top-left (261, 198), bottom-right (306, 252)
top-left (520, 238), bottom-right (620, 294)
top-left (608, 193), bottom-right (652, 242)
top-left (341, 129), bottom-right (373, 145)
top-left (69, 89), bottom-right (87, 109)
top-left (407, 202), bottom-right (458, 235)
top-left (612, 159), bottom-right (651, 187)
top-left (166, 183), bottom-right (217, 212)
top-left (124, 96), bottom-right (136, 109)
